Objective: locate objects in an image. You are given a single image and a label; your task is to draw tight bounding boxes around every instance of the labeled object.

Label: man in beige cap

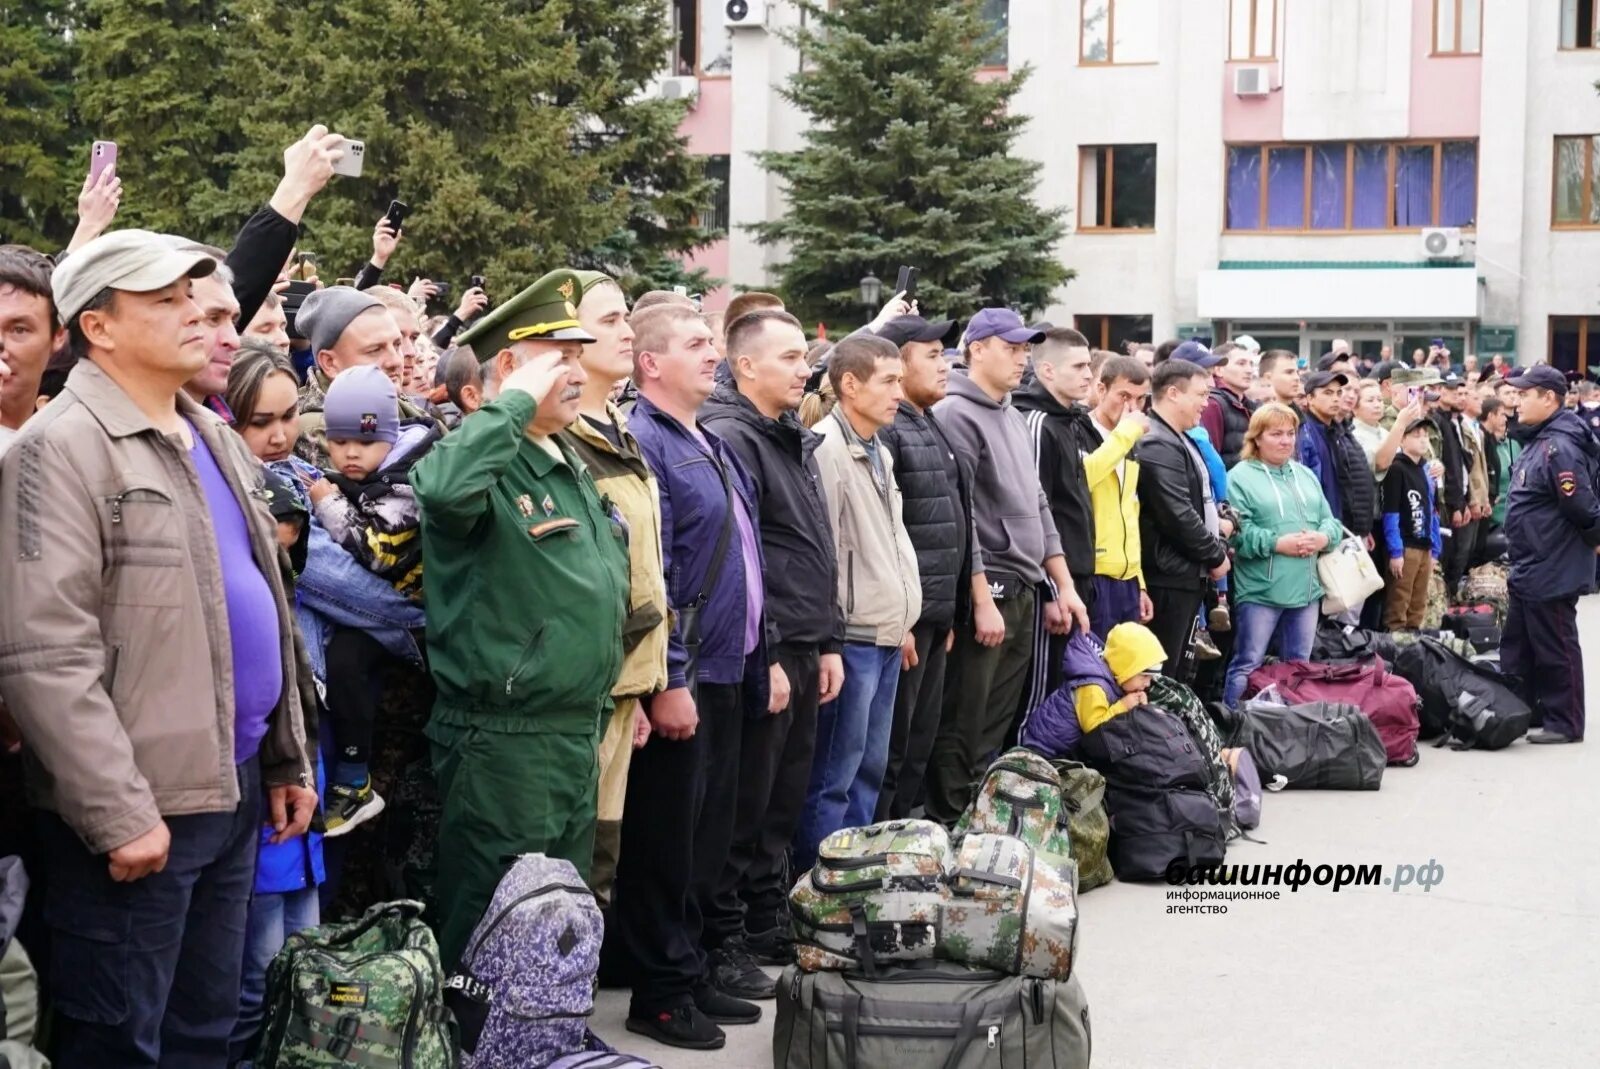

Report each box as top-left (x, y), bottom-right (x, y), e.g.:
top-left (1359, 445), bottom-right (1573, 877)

top-left (0, 229), bottom-right (318, 1067)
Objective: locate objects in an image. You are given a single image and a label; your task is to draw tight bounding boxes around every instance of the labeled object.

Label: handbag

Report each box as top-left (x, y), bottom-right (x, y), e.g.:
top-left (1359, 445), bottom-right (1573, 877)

top-left (1317, 525), bottom-right (1384, 614)
top-left (675, 448), bottom-right (735, 699)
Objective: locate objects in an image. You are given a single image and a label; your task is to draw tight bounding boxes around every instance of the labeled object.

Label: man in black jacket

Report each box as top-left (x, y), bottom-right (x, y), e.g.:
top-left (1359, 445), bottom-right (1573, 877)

top-left (1013, 327), bottom-right (1099, 711)
top-left (1432, 374), bottom-right (1475, 591)
top-left (698, 308), bottom-right (845, 985)
top-left (874, 315), bottom-right (973, 821)
top-left (1136, 359), bottom-right (1230, 683)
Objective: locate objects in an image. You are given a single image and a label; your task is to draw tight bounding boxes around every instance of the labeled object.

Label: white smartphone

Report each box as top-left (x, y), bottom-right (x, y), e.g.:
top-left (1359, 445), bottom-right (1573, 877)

top-left (331, 138), bottom-right (365, 178)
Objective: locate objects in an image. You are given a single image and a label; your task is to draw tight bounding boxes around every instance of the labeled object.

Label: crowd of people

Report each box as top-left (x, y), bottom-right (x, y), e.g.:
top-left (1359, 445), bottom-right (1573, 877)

top-left (2, 123), bottom-right (1600, 1067)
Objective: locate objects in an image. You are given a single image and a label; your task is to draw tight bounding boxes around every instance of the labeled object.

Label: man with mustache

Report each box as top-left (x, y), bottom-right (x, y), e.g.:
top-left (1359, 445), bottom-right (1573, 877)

top-left (410, 270), bottom-right (631, 969)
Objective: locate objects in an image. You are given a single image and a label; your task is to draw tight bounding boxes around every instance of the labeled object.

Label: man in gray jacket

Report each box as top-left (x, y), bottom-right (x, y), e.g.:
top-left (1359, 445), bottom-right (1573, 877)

top-left (926, 308), bottom-right (1091, 824)
top-left (0, 231), bottom-right (317, 1068)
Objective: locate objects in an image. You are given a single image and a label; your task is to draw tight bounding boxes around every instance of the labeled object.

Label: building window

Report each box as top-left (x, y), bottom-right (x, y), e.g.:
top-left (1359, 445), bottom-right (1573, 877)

top-left (671, 0), bottom-right (734, 75)
top-left (699, 155), bottom-right (730, 234)
top-left (981, 0), bottom-right (1010, 67)
top-left (1079, 145), bottom-right (1157, 230)
top-left (1554, 135), bottom-right (1600, 227)
top-left (1225, 141), bottom-right (1477, 231)
top-left (1560, 0), bottom-right (1599, 48)
top-left (1229, 0), bottom-right (1276, 60)
top-left (1080, 0), bottom-right (1158, 65)
top-left (1075, 314), bottom-right (1153, 353)
top-left (672, 0), bottom-right (697, 75)
top-left (1433, 0), bottom-right (1482, 54)
top-left (1550, 317), bottom-right (1600, 375)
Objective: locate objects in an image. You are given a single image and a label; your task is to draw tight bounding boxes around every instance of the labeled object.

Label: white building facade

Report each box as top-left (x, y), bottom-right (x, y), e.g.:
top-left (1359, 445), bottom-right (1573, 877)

top-left (668, 0), bottom-right (1600, 369)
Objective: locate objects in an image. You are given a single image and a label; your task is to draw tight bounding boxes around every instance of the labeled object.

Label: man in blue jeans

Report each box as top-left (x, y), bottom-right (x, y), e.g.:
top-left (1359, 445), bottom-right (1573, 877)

top-left (797, 335), bottom-right (922, 870)
top-left (0, 231), bottom-right (317, 1067)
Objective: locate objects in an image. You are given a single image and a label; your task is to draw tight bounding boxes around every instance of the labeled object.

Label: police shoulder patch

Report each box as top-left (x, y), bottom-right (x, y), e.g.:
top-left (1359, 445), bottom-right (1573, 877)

top-left (1558, 470), bottom-right (1578, 497)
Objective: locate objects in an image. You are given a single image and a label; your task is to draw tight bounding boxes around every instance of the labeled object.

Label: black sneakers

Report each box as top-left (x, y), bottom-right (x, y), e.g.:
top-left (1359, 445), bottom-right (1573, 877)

top-left (707, 939), bottom-right (776, 1002)
top-left (744, 924), bottom-right (795, 966)
top-left (625, 1006), bottom-right (725, 1050)
top-left (694, 981), bottom-right (763, 1023)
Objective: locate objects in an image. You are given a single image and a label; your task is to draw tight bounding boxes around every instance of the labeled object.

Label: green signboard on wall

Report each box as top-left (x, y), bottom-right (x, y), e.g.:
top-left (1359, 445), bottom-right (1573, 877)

top-left (1477, 325), bottom-right (1516, 357)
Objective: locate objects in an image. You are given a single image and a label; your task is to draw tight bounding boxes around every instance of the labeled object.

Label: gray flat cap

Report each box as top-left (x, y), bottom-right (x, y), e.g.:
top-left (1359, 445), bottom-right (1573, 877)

top-left (52, 229), bottom-right (217, 322)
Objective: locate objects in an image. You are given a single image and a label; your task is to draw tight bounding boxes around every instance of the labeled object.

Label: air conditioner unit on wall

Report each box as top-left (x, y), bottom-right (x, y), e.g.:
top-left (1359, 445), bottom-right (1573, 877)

top-left (726, 0), bottom-right (768, 30)
top-left (1233, 66), bottom-right (1271, 96)
top-left (659, 75), bottom-right (699, 103)
top-left (1421, 228), bottom-right (1463, 259)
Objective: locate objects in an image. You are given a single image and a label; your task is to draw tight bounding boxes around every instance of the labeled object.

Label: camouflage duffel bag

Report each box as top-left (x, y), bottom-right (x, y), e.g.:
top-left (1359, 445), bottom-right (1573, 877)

top-left (257, 899), bottom-right (457, 1068)
top-left (791, 820), bottom-right (952, 973)
top-left (942, 834), bottom-right (1079, 981)
top-left (952, 747), bottom-right (1073, 857)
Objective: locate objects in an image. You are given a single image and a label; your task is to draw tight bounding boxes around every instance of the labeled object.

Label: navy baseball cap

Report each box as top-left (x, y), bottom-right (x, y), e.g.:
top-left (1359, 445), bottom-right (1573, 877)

top-left (1171, 340), bottom-right (1222, 368)
top-left (965, 307), bottom-right (1046, 345)
top-left (1509, 365), bottom-right (1568, 395)
top-left (1304, 370), bottom-right (1350, 393)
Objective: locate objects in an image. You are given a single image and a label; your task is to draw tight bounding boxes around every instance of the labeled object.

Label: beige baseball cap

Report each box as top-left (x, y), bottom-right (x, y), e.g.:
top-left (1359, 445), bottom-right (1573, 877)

top-left (52, 229), bottom-right (218, 323)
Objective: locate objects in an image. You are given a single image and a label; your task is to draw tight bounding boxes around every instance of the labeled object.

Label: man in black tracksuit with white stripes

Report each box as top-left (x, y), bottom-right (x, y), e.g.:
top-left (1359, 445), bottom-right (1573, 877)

top-left (1013, 327), bottom-right (1100, 717)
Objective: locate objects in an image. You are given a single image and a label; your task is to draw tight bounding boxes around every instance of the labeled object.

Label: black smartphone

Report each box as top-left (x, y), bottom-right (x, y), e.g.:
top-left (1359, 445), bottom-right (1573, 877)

top-left (469, 274), bottom-right (486, 291)
top-left (895, 265), bottom-right (918, 300)
top-left (280, 281), bottom-right (318, 339)
top-left (434, 282), bottom-right (452, 299)
top-left (385, 200), bottom-right (409, 231)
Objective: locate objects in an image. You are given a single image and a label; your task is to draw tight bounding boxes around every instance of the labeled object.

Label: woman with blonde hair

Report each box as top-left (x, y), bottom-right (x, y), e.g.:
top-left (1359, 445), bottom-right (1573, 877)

top-left (1221, 403), bottom-right (1346, 706)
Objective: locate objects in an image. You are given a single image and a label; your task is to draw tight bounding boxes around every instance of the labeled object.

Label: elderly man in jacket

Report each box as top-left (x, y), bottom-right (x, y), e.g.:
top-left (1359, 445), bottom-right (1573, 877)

top-left (0, 231), bottom-right (317, 1068)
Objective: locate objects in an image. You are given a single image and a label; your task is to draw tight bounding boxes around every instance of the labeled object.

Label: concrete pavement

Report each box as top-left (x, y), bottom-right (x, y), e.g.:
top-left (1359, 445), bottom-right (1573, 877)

top-left (591, 595), bottom-right (1600, 1068)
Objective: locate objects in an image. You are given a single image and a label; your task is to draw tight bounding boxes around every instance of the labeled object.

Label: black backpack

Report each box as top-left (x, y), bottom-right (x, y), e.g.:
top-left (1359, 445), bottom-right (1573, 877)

top-left (1102, 784), bottom-right (1226, 881)
top-left (1075, 705), bottom-right (1209, 792)
top-left (1392, 637), bottom-right (1531, 750)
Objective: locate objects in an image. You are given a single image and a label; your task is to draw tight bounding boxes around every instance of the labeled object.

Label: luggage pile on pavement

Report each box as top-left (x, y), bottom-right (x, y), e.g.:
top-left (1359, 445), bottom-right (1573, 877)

top-left (776, 751), bottom-right (1096, 1068)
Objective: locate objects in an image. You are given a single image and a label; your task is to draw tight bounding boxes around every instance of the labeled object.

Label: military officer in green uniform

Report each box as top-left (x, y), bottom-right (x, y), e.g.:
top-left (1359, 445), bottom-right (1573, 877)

top-left (412, 269), bottom-right (631, 967)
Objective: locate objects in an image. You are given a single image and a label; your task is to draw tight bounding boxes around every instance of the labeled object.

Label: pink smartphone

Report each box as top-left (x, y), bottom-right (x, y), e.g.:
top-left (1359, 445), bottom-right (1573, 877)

top-left (89, 140), bottom-right (118, 184)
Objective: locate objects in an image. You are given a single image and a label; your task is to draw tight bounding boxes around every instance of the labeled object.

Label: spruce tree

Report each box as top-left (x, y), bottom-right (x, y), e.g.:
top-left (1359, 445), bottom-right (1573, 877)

top-left (0, 3), bottom-right (78, 248)
top-left (753, 0), bottom-right (1071, 326)
top-left (209, 0), bottom-right (716, 290)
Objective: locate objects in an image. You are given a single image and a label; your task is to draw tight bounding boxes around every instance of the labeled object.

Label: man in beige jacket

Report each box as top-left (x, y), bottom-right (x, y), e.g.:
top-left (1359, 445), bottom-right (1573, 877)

top-left (0, 230), bottom-right (317, 1067)
top-left (793, 333), bottom-right (921, 871)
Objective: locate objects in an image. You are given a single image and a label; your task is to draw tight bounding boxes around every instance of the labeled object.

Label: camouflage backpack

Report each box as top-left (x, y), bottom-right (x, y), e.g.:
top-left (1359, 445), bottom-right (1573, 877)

top-left (952, 747), bottom-right (1073, 857)
top-left (1053, 760), bottom-right (1115, 891)
top-left (790, 820), bottom-right (952, 973)
top-left (942, 834), bottom-right (1079, 981)
top-left (1147, 675), bottom-right (1236, 834)
top-left (1422, 569), bottom-right (1449, 631)
top-left (1461, 563), bottom-right (1509, 625)
top-left (448, 855), bottom-right (603, 1068)
top-left (257, 899), bottom-right (457, 1068)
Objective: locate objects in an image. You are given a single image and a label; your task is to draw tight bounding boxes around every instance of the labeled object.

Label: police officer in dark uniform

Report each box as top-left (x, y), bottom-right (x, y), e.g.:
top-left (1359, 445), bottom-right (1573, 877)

top-left (1503, 366), bottom-right (1600, 744)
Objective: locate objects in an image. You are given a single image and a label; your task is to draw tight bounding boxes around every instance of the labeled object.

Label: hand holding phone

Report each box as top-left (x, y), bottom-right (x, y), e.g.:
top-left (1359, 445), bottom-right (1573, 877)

top-left (89, 141), bottom-right (119, 186)
top-left (384, 200), bottom-right (409, 231)
top-left (895, 265), bottom-right (919, 301)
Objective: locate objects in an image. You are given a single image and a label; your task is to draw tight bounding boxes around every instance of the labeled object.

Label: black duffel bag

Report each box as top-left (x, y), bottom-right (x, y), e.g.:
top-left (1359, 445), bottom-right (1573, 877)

top-left (1393, 636), bottom-right (1531, 750)
top-left (1075, 705), bottom-right (1208, 792)
top-left (1222, 699), bottom-right (1385, 790)
top-left (1102, 784), bottom-right (1226, 881)
top-left (1311, 621), bottom-right (1399, 665)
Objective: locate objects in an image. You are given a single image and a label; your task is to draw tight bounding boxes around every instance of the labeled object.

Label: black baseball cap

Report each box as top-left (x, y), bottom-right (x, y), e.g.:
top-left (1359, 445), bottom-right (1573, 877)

top-left (1509, 365), bottom-right (1569, 396)
top-left (1304, 370), bottom-right (1350, 393)
top-left (1439, 372), bottom-right (1466, 388)
top-left (1316, 351), bottom-right (1353, 371)
top-left (877, 314), bottom-right (958, 348)
top-left (1369, 360), bottom-right (1398, 382)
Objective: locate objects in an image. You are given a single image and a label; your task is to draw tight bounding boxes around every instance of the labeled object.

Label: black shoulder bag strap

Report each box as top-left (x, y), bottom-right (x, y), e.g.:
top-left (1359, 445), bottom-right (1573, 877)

top-left (678, 440), bottom-right (737, 697)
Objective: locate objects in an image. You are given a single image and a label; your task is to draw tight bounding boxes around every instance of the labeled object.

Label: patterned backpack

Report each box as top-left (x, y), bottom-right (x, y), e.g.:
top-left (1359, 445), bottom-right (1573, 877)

top-left (1147, 675), bottom-right (1236, 834)
top-left (953, 747), bottom-right (1073, 857)
top-left (257, 899), bottom-right (456, 1068)
top-left (448, 855), bottom-right (603, 1069)
top-left (1053, 760), bottom-right (1115, 891)
top-left (942, 834), bottom-right (1079, 981)
top-left (790, 820), bottom-right (952, 973)
top-left (1460, 563), bottom-right (1509, 626)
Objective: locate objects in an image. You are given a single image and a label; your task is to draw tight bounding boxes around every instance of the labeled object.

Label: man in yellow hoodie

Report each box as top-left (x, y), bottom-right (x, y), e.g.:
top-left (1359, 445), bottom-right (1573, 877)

top-left (1083, 355), bottom-right (1155, 638)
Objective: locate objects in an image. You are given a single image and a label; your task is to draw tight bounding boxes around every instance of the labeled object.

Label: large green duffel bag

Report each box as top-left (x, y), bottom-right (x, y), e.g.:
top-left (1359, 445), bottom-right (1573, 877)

top-left (791, 820), bottom-right (952, 973)
top-left (773, 960), bottom-right (1091, 1069)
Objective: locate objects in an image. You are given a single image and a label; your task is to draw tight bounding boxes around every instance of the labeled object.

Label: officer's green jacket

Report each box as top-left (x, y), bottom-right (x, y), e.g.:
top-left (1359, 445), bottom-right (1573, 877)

top-left (412, 388), bottom-right (630, 732)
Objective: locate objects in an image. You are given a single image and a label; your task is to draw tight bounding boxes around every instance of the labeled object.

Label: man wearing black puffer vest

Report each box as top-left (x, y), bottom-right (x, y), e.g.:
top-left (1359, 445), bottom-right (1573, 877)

top-left (1199, 341), bottom-right (1256, 469)
top-left (698, 308), bottom-right (846, 989)
top-left (873, 314), bottom-right (975, 821)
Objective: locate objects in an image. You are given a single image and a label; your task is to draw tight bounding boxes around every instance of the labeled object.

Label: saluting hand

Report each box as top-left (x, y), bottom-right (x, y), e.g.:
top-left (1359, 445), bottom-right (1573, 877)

top-left (500, 349), bottom-right (568, 407)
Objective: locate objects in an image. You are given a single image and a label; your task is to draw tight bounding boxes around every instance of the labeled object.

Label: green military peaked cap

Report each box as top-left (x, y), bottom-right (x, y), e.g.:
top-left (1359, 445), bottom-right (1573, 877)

top-left (457, 268), bottom-right (597, 359)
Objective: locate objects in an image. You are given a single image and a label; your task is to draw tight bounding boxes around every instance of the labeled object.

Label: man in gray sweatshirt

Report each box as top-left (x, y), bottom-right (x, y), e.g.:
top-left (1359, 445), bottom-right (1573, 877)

top-left (926, 308), bottom-right (1091, 823)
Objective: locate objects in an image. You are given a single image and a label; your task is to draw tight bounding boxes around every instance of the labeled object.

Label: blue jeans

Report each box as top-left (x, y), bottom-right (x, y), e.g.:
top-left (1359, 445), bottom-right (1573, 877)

top-left (231, 886), bottom-right (320, 1063)
top-left (1222, 601), bottom-right (1321, 708)
top-left (793, 643), bottom-right (902, 871)
top-left (39, 758), bottom-right (260, 1069)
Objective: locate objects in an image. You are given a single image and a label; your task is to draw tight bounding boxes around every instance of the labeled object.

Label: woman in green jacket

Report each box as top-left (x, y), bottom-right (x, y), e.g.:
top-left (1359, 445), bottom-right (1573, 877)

top-left (1222, 403), bottom-right (1347, 706)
